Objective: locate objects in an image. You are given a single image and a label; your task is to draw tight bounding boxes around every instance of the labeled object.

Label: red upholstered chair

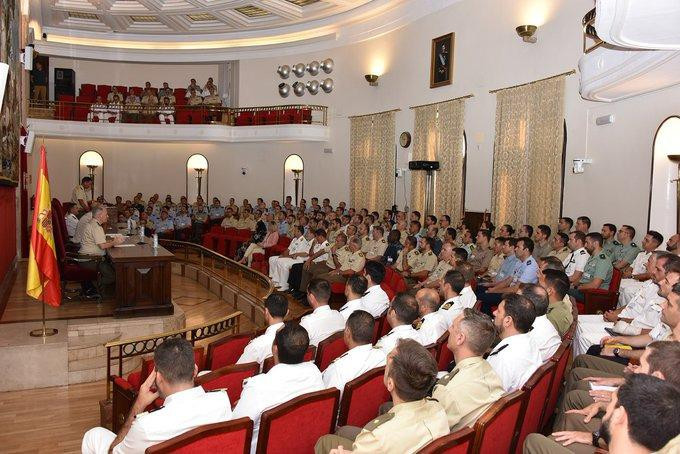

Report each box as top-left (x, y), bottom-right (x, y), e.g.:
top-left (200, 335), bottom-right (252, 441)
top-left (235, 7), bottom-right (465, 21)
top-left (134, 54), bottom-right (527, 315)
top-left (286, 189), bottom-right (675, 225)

top-left (114, 85), bottom-right (128, 95)
top-left (337, 366), bottom-right (390, 427)
top-left (435, 331), bottom-right (453, 371)
top-left (97, 84), bottom-right (111, 100)
top-left (129, 86), bottom-right (143, 96)
top-left (516, 362), bottom-right (557, 453)
top-left (174, 88), bottom-right (187, 99)
top-left (145, 418), bottom-right (253, 454)
top-left (202, 225), bottom-right (223, 249)
top-left (418, 427), bottom-right (475, 454)
top-left (378, 314), bottom-right (392, 339)
top-left (74, 98), bottom-right (92, 122)
top-left (175, 107), bottom-right (191, 124)
top-left (195, 362), bottom-right (259, 406)
top-left (206, 333), bottom-right (254, 370)
top-left (80, 83), bottom-right (96, 96)
top-left (255, 388), bottom-right (340, 454)
top-left (262, 346), bottom-right (316, 373)
top-left (251, 253), bottom-right (268, 274)
top-left (471, 390), bottom-right (527, 454)
top-left (380, 281), bottom-right (396, 301)
top-left (542, 340), bottom-right (572, 430)
top-left (577, 268), bottom-right (622, 314)
top-left (314, 331), bottom-right (348, 372)
top-left (111, 376), bottom-right (137, 433)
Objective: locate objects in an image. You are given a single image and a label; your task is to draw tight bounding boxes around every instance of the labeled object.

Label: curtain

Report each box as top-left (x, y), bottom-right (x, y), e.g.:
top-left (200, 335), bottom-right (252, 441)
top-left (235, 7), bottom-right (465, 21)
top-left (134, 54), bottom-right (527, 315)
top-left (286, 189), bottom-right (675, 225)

top-left (490, 76), bottom-right (565, 229)
top-left (349, 111), bottom-right (396, 211)
top-left (410, 99), bottom-right (466, 218)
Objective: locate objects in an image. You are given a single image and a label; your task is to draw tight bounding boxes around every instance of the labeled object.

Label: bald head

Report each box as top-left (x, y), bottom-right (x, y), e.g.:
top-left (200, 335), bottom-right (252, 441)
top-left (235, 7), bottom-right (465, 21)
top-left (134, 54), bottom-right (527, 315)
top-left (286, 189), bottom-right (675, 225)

top-left (416, 288), bottom-right (440, 315)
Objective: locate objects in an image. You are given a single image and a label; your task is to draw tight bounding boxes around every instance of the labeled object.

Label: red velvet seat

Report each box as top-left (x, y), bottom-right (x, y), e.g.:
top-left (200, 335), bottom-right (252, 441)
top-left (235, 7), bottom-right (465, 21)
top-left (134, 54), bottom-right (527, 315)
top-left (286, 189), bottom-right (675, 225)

top-left (129, 86), bottom-right (143, 96)
top-left (371, 310), bottom-right (388, 344)
top-left (262, 346), bottom-right (316, 373)
top-left (112, 376), bottom-right (137, 433)
top-left (174, 87), bottom-right (187, 98)
top-left (175, 107), bottom-right (191, 124)
top-left (302, 108), bottom-right (312, 124)
top-left (145, 418), bottom-right (253, 454)
top-left (516, 361), bottom-right (556, 453)
top-left (314, 331), bottom-right (348, 372)
top-left (205, 333), bottom-right (254, 370)
top-left (251, 253), bottom-right (268, 274)
top-left (418, 427), bottom-right (475, 454)
top-left (97, 84), bottom-right (111, 100)
top-left (380, 281), bottom-right (396, 301)
top-left (114, 85), bottom-right (128, 97)
top-left (471, 390), bottom-right (527, 454)
top-left (435, 331), bottom-right (453, 371)
top-left (337, 366), bottom-right (390, 427)
top-left (202, 225), bottom-right (224, 250)
top-left (577, 268), bottom-right (622, 314)
top-left (255, 388), bottom-right (340, 454)
top-left (80, 83), bottom-right (96, 96)
top-left (235, 111), bottom-right (254, 126)
top-left (74, 99), bottom-right (91, 122)
top-left (264, 110), bottom-right (278, 125)
top-left (542, 340), bottom-right (572, 430)
top-left (195, 362), bottom-right (259, 406)
top-left (175, 96), bottom-right (187, 106)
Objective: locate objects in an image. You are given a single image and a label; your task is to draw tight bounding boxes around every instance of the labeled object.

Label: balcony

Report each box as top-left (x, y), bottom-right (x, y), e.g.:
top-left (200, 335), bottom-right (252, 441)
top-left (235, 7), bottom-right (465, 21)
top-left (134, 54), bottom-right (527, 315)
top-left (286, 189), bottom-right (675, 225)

top-left (27, 101), bottom-right (330, 143)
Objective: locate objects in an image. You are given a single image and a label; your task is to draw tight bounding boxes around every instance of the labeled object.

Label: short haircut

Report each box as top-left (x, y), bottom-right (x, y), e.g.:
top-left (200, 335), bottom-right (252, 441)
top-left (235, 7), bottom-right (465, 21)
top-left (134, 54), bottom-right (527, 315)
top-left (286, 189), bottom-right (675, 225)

top-left (91, 205), bottom-right (105, 217)
top-left (81, 176), bottom-right (92, 184)
top-left (346, 310), bottom-right (375, 345)
top-left (539, 256), bottom-right (565, 272)
top-left (307, 278), bottom-right (331, 303)
top-left (405, 236), bottom-right (417, 249)
top-left (517, 237), bottom-right (534, 253)
top-left (314, 228), bottom-right (327, 238)
top-left (412, 211), bottom-right (421, 220)
top-left (502, 294), bottom-right (536, 333)
top-left (423, 236), bottom-right (435, 250)
top-left (571, 231), bottom-right (586, 244)
top-left (443, 270), bottom-right (466, 293)
top-left (275, 322), bottom-right (310, 364)
top-left (456, 262), bottom-right (475, 283)
top-left (389, 339), bottom-right (438, 401)
top-left (453, 247), bottom-right (469, 262)
top-left (426, 215), bottom-right (437, 225)
top-left (346, 274), bottom-right (368, 296)
top-left (478, 229), bottom-right (491, 242)
top-left (264, 293), bottom-right (288, 318)
top-left (364, 260), bottom-right (386, 284)
top-left (537, 224), bottom-right (551, 238)
top-left (441, 215), bottom-right (451, 224)
top-left (446, 227), bottom-right (457, 239)
top-left (615, 374), bottom-right (680, 451)
top-left (154, 338), bottom-right (195, 384)
top-left (556, 232), bottom-right (569, 246)
top-left (542, 269), bottom-right (570, 300)
top-left (648, 230), bottom-right (664, 246)
top-left (390, 292), bottom-right (420, 325)
top-left (586, 232), bottom-right (604, 247)
top-left (603, 223), bottom-right (617, 233)
top-left (459, 308), bottom-right (496, 356)
top-left (417, 289), bottom-right (440, 312)
top-left (522, 225), bottom-right (534, 237)
top-left (411, 220), bottom-right (422, 231)
top-left (518, 283), bottom-right (550, 316)
top-left (622, 224), bottom-right (636, 239)
top-left (663, 254), bottom-right (680, 274)
top-left (561, 217), bottom-right (574, 229)
top-left (503, 237), bottom-right (517, 247)
top-left (502, 224), bottom-right (515, 236)
top-left (577, 216), bottom-right (591, 228)
top-left (646, 341), bottom-right (680, 387)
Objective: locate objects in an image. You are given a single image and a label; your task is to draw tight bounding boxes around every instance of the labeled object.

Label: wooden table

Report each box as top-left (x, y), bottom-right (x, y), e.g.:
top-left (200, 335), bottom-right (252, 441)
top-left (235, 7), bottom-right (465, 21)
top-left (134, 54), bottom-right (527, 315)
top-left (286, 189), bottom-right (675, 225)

top-left (107, 236), bottom-right (174, 318)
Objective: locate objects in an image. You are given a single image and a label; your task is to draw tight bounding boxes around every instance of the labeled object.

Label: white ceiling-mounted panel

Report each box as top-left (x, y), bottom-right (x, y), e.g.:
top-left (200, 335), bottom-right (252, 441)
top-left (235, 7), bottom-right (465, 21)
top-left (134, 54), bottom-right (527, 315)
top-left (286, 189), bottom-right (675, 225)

top-left (595, 0), bottom-right (680, 50)
top-left (579, 44), bottom-right (680, 102)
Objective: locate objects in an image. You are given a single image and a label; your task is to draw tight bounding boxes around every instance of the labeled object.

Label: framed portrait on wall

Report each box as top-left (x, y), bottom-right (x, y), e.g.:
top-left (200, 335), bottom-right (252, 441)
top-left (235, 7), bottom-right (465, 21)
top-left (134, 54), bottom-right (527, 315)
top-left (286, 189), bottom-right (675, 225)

top-left (430, 32), bottom-right (454, 89)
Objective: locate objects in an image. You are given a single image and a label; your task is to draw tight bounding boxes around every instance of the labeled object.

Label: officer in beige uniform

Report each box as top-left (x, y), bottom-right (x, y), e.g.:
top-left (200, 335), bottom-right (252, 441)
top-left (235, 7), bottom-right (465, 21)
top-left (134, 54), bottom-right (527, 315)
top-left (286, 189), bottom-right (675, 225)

top-left (365, 226), bottom-right (388, 261)
top-left (469, 229), bottom-right (493, 274)
top-left (320, 236), bottom-right (366, 285)
top-left (358, 223), bottom-right (372, 254)
top-left (432, 309), bottom-right (505, 430)
top-left (395, 236), bottom-right (419, 273)
top-left (71, 177), bottom-right (93, 212)
top-left (79, 206), bottom-right (124, 294)
top-left (404, 237), bottom-right (438, 286)
top-left (315, 339), bottom-right (448, 454)
top-left (548, 232), bottom-right (571, 262)
top-left (414, 243), bottom-right (455, 290)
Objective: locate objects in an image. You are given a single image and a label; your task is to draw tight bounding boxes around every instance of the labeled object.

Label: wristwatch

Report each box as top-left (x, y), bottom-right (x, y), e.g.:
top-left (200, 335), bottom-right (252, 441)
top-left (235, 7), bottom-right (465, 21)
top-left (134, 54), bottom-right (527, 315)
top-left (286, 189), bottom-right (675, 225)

top-left (613, 348), bottom-right (621, 358)
top-left (592, 430), bottom-right (601, 447)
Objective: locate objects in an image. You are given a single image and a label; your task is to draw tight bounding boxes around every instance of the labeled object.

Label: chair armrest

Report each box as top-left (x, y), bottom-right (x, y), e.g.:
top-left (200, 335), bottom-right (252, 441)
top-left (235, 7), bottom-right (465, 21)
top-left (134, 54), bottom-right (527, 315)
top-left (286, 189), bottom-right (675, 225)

top-left (581, 288), bottom-right (618, 314)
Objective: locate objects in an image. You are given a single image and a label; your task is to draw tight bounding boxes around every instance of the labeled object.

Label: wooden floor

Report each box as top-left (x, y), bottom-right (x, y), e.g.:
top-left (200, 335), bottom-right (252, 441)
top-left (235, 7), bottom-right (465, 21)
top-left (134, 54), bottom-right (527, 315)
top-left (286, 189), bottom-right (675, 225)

top-left (0, 261), bottom-right (308, 453)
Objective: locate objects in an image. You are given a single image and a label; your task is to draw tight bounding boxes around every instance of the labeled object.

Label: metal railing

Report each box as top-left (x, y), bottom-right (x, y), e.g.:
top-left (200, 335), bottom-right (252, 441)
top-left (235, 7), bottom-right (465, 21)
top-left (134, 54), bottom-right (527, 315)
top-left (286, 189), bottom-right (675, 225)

top-left (28, 100), bottom-right (328, 126)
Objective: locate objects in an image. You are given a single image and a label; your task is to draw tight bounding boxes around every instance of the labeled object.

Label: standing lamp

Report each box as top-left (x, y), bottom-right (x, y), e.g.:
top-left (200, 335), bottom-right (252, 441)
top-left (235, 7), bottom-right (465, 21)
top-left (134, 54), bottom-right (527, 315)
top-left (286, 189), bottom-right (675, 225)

top-left (80, 151), bottom-right (104, 200)
top-left (292, 169), bottom-right (303, 206)
top-left (194, 167), bottom-right (205, 198)
top-left (187, 154), bottom-right (209, 201)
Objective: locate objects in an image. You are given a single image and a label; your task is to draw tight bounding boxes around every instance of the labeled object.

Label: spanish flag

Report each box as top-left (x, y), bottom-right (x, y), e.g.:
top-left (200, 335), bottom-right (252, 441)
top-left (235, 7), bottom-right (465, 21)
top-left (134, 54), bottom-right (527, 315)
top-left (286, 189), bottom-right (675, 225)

top-left (26, 145), bottom-right (61, 307)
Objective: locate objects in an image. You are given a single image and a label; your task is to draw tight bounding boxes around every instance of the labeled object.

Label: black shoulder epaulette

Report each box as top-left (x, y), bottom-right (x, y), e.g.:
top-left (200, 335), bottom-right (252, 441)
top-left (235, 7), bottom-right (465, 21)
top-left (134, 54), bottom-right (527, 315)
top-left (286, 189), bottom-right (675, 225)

top-left (579, 250), bottom-right (586, 254)
top-left (148, 405), bottom-right (164, 413)
top-left (487, 344), bottom-right (508, 357)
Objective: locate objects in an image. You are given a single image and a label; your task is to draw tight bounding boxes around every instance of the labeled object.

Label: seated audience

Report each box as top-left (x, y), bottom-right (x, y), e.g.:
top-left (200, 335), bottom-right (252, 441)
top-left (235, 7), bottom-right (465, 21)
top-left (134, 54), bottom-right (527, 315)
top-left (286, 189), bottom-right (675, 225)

top-left (82, 338), bottom-right (231, 454)
top-left (187, 88), bottom-right (202, 105)
top-left (518, 284), bottom-right (561, 361)
top-left (558, 217), bottom-right (574, 235)
top-left (548, 232), bottom-right (571, 261)
top-left (611, 225), bottom-right (641, 271)
top-left (155, 210), bottom-right (174, 237)
top-left (338, 275), bottom-right (368, 320)
top-left (140, 87), bottom-right (158, 107)
top-left (299, 279), bottom-right (345, 346)
top-left (202, 77), bottom-right (217, 96)
top-left (414, 288), bottom-right (448, 346)
top-left (239, 221), bottom-right (279, 266)
top-left (487, 293), bottom-right (542, 392)
top-left (64, 203), bottom-right (78, 238)
top-left (106, 86), bottom-right (121, 103)
top-left (432, 308), bottom-right (505, 430)
top-left (374, 292), bottom-right (421, 354)
top-left (315, 339), bottom-right (448, 454)
top-left (233, 323), bottom-right (324, 454)
top-left (413, 243), bottom-right (454, 290)
top-left (619, 230), bottom-right (663, 293)
top-left (157, 97), bottom-right (175, 124)
top-left (157, 82), bottom-right (174, 101)
top-left (438, 269), bottom-right (472, 326)
top-left (87, 96), bottom-right (111, 122)
top-left (269, 225), bottom-right (309, 291)
top-left (403, 237), bottom-right (438, 285)
top-left (237, 293), bottom-right (287, 369)
top-left (322, 310), bottom-right (386, 398)
top-left (469, 229), bottom-right (493, 274)
top-left (576, 216), bottom-right (591, 234)
top-left (202, 86), bottom-right (221, 105)
top-left (382, 229), bottom-right (403, 266)
top-left (538, 269), bottom-right (574, 337)
top-left (564, 231), bottom-right (589, 285)
top-left (364, 226), bottom-right (388, 261)
top-left (568, 232), bottom-right (613, 302)
top-left (532, 224), bottom-right (552, 259)
top-left (359, 261), bottom-right (390, 317)
top-left (394, 236), bottom-right (419, 274)
top-left (108, 95), bottom-right (123, 122)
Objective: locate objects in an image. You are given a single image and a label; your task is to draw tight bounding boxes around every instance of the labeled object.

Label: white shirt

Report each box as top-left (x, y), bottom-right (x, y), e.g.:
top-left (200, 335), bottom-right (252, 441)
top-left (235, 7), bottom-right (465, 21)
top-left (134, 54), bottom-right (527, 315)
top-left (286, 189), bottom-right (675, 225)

top-left (322, 344), bottom-right (386, 399)
top-left (649, 322), bottom-right (671, 341)
top-left (73, 211), bottom-right (93, 244)
top-left (232, 362), bottom-right (324, 454)
top-left (375, 324), bottom-right (421, 355)
top-left (289, 236), bottom-right (311, 255)
top-left (460, 285), bottom-right (477, 309)
top-left (620, 281), bottom-right (660, 319)
top-left (563, 247), bottom-right (589, 277)
top-left (311, 240), bottom-right (330, 263)
top-left (360, 285), bottom-right (390, 317)
top-left (438, 296), bottom-right (465, 327)
top-left (486, 333), bottom-right (542, 392)
top-left (528, 315), bottom-right (561, 362)
top-left (338, 298), bottom-right (365, 321)
top-left (630, 251), bottom-right (652, 276)
top-left (416, 312), bottom-right (449, 346)
top-left (236, 322), bottom-right (283, 369)
top-left (299, 305), bottom-right (345, 347)
top-left (65, 213), bottom-right (78, 238)
top-left (113, 386), bottom-right (231, 454)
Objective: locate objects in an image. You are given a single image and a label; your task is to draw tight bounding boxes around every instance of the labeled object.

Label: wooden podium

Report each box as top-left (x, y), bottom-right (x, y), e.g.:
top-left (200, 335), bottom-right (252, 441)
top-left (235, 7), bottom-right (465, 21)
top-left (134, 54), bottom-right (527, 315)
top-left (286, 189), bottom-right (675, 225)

top-left (107, 237), bottom-right (174, 318)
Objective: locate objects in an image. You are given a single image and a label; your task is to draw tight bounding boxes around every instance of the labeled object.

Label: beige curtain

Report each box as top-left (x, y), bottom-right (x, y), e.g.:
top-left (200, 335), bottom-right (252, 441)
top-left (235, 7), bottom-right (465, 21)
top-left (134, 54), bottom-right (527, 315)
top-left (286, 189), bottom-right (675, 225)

top-left (349, 111), bottom-right (396, 211)
top-left (490, 76), bottom-right (565, 229)
top-left (410, 99), bottom-right (466, 218)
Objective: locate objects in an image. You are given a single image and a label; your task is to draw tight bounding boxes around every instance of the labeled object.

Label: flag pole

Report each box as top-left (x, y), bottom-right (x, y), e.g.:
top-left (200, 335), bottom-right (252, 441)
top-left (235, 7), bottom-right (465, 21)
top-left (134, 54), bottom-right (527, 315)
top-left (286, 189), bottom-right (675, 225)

top-left (29, 278), bottom-right (58, 337)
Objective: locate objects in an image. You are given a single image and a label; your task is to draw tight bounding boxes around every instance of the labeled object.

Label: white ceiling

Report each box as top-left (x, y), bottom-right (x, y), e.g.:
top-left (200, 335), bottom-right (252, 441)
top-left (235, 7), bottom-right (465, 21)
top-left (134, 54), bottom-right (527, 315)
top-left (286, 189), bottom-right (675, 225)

top-left (40, 0), bottom-right (373, 35)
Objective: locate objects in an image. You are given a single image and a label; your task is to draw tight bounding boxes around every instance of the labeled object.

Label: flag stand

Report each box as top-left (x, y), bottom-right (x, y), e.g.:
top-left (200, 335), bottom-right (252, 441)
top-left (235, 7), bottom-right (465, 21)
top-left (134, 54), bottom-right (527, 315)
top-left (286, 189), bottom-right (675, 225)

top-left (29, 303), bottom-right (58, 337)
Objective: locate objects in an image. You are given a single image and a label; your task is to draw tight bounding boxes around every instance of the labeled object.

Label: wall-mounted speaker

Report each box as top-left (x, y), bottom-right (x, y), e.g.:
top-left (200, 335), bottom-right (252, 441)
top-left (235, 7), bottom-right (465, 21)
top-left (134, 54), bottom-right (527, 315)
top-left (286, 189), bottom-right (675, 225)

top-left (408, 160), bottom-right (440, 171)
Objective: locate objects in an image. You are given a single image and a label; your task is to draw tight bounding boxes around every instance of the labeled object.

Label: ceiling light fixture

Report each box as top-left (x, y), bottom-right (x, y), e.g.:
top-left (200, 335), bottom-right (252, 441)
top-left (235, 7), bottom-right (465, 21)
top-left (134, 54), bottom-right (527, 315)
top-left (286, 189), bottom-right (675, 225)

top-left (516, 25), bottom-right (538, 44)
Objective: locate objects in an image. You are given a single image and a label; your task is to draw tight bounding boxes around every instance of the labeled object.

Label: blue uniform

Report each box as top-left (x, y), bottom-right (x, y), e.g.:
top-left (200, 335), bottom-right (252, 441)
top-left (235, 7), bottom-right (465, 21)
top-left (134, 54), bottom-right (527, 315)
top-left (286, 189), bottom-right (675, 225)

top-left (209, 206), bottom-right (225, 219)
top-left (278, 221), bottom-right (290, 236)
top-left (174, 215), bottom-right (192, 229)
top-left (511, 257), bottom-right (539, 285)
top-left (496, 255), bottom-right (520, 282)
top-left (156, 218), bottom-right (175, 233)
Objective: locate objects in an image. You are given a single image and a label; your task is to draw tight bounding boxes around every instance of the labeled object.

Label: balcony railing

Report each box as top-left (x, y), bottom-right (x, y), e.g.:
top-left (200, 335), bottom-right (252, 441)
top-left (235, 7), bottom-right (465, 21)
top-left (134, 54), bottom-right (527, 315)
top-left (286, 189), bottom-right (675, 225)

top-left (28, 100), bottom-right (328, 126)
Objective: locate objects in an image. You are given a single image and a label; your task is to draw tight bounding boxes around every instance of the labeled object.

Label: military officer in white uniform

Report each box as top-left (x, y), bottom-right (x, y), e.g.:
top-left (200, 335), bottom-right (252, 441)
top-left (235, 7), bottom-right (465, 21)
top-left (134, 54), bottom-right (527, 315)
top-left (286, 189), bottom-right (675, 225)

top-left (518, 284), bottom-right (561, 362)
top-left (338, 275), bottom-right (369, 321)
top-left (432, 309), bottom-right (505, 430)
top-left (268, 225), bottom-right (309, 291)
top-left (322, 310), bottom-right (386, 399)
top-left (233, 323), bottom-right (325, 454)
top-left (375, 293), bottom-right (422, 355)
top-left (82, 338), bottom-right (231, 454)
top-left (236, 294), bottom-right (288, 369)
top-left (359, 261), bottom-right (390, 317)
top-left (438, 270), bottom-right (471, 327)
top-left (487, 294), bottom-right (542, 392)
top-left (299, 279), bottom-right (345, 346)
top-left (563, 231), bottom-right (590, 285)
top-left (414, 288), bottom-right (449, 346)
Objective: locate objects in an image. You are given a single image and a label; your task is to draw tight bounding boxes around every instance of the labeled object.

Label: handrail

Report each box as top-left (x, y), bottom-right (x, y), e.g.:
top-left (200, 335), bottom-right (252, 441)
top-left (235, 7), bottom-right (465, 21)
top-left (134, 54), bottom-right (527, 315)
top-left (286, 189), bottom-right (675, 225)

top-left (28, 100), bottom-right (328, 126)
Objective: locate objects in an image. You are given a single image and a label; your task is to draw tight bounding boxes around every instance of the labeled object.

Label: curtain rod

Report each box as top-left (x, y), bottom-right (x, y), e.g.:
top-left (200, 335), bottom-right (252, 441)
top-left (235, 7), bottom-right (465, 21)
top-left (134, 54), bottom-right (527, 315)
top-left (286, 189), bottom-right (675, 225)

top-left (489, 69), bottom-right (576, 94)
top-left (348, 108), bottom-right (401, 119)
top-left (409, 94), bottom-right (474, 110)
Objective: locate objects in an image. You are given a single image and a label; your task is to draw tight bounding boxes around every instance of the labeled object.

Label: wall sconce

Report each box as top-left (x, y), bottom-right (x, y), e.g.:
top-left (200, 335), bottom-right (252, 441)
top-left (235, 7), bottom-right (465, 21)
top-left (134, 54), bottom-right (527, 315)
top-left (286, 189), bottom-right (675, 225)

top-left (364, 74), bottom-right (379, 86)
top-left (516, 25), bottom-right (538, 43)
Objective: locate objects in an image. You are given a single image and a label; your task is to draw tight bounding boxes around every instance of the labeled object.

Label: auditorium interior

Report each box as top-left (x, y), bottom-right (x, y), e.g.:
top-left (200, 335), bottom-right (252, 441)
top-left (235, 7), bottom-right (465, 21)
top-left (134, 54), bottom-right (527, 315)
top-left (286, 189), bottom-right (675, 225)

top-left (1, 0), bottom-right (680, 453)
